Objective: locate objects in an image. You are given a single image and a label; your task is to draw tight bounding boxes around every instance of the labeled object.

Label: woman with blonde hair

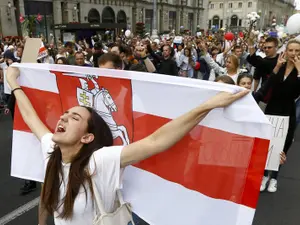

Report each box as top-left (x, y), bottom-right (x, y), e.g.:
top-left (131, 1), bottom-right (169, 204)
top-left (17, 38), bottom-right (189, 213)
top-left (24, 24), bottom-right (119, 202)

top-left (199, 42), bottom-right (247, 83)
top-left (255, 39), bottom-right (300, 193)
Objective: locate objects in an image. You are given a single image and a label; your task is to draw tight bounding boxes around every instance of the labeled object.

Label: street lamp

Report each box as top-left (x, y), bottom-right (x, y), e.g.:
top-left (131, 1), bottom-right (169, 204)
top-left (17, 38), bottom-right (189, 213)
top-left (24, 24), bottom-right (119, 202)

top-left (6, 1), bottom-right (12, 18)
top-left (73, 5), bottom-right (78, 22)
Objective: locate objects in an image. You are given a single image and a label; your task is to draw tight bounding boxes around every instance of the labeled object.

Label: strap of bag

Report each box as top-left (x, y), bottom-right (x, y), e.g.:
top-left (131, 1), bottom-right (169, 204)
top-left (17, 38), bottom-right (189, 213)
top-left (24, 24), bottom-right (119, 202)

top-left (91, 178), bottom-right (135, 225)
top-left (88, 158), bottom-right (135, 225)
top-left (116, 189), bottom-right (126, 205)
top-left (91, 178), bottom-right (107, 215)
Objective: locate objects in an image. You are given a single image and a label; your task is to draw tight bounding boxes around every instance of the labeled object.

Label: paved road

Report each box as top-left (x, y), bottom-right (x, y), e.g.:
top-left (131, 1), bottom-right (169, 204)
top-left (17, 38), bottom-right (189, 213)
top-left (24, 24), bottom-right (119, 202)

top-left (1, 114), bottom-right (300, 225)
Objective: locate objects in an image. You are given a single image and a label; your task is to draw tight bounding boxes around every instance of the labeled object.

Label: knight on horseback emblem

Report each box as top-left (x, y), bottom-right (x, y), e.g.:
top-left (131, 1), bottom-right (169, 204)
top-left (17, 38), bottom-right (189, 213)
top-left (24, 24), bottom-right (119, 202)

top-left (76, 75), bottom-right (130, 145)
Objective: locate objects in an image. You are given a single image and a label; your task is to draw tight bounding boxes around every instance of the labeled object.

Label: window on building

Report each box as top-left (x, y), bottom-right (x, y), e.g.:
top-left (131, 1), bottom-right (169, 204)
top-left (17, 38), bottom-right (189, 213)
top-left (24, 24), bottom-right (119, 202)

top-left (209, 20), bottom-right (211, 28)
top-left (220, 19), bottom-right (223, 28)
top-left (239, 19), bottom-right (242, 26)
top-left (210, 4), bottom-right (214, 9)
top-left (77, 3), bottom-right (80, 22)
top-left (212, 15), bottom-right (220, 28)
top-left (248, 2), bottom-right (252, 7)
top-left (188, 13), bottom-right (194, 32)
top-left (231, 15), bottom-right (238, 26)
top-left (24, 1), bottom-right (54, 39)
top-left (229, 3), bottom-right (233, 8)
top-left (199, 0), bottom-right (203, 7)
top-left (238, 2), bottom-right (242, 8)
top-left (169, 11), bottom-right (176, 31)
top-left (145, 9), bottom-right (153, 34)
top-left (62, 3), bottom-right (68, 23)
top-left (220, 3), bottom-right (223, 8)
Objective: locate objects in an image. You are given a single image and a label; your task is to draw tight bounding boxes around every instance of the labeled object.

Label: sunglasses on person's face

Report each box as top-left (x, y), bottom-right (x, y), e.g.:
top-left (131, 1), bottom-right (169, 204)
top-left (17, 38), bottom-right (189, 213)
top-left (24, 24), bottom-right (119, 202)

top-left (264, 46), bottom-right (274, 50)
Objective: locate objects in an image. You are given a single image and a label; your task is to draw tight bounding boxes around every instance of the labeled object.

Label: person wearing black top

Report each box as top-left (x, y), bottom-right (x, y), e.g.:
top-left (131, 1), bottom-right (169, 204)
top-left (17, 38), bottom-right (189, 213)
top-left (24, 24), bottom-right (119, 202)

top-left (3, 50), bottom-right (18, 116)
top-left (158, 45), bottom-right (178, 76)
top-left (92, 42), bottom-right (104, 68)
top-left (111, 44), bottom-right (129, 70)
top-left (254, 40), bottom-right (300, 193)
top-left (247, 37), bottom-right (279, 93)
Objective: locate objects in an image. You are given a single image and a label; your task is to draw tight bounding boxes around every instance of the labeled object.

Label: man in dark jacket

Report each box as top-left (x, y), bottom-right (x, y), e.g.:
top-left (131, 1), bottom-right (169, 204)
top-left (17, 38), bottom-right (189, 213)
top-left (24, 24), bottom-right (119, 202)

top-left (247, 37), bottom-right (279, 92)
top-left (158, 45), bottom-right (178, 76)
top-left (92, 42), bottom-right (104, 67)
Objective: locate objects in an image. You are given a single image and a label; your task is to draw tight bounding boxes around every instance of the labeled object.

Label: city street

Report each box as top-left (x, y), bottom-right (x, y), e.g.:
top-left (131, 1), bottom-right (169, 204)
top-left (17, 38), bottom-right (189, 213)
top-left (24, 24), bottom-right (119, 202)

top-left (1, 114), bottom-right (300, 225)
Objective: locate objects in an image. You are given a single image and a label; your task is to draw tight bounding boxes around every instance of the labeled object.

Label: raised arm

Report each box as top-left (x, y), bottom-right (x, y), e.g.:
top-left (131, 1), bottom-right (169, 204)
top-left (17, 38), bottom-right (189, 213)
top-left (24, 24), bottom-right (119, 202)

top-left (199, 42), bottom-right (226, 76)
top-left (253, 53), bottom-right (286, 102)
top-left (121, 90), bottom-right (249, 167)
top-left (6, 66), bottom-right (50, 141)
top-left (247, 53), bottom-right (264, 67)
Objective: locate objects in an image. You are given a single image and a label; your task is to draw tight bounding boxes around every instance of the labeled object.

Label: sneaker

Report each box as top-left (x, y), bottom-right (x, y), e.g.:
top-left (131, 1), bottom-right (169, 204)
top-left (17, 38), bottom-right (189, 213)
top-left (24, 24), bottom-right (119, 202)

top-left (267, 179), bottom-right (277, 193)
top-left (260, 176), bottom-right (269, 192)
top-left (20, 181), bottom-right (37, 195)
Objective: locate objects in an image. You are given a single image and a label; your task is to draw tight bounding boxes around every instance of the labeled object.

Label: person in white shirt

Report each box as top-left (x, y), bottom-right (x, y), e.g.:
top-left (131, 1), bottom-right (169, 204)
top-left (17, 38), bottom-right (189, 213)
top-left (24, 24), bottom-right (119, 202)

top-left (56, 46), bottom-right (67, 59)
top-left (6, 66), bottom-right (248, 225)
top-left (200, 42), bottom-right (247, 84)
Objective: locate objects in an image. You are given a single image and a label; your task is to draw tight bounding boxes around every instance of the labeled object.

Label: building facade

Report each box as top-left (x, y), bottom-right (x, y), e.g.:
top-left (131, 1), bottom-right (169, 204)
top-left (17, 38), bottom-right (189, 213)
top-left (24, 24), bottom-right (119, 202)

top-left (207, 0), bottom-right (295, 31)
top-left (0, 0), bottom-right (208, 41)
top-left (0, 0), bottom-right (22, 37)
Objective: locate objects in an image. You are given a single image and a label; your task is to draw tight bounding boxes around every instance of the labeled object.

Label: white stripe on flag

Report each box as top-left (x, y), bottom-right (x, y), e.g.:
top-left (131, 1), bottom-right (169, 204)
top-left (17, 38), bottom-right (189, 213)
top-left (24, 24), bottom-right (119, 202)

top-left (132, 80), bottom-right (271, 139)
top-left (11, 131), bottom-right (45, 182)
top-left (17, 67), bottom-right (59, 93)
top-left (12, 63), bottom-right (242, 93)
top-left (13, 63), bottom-right (271, 140)
top-left (123, 166), bottom-right (255, 225)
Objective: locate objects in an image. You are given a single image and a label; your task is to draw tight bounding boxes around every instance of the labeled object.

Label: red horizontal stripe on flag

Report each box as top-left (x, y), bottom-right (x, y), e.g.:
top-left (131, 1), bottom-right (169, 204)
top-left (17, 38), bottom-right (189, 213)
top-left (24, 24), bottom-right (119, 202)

top-left (14, 87), bottom-right (62, 133)
top-left (133, 112), bottom-right (269, 209)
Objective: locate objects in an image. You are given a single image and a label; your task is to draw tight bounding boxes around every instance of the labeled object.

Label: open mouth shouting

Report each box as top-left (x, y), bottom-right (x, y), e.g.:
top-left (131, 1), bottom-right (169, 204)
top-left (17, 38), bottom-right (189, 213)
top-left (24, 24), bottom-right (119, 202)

top-left (56, 124), bottom-right (66, 133)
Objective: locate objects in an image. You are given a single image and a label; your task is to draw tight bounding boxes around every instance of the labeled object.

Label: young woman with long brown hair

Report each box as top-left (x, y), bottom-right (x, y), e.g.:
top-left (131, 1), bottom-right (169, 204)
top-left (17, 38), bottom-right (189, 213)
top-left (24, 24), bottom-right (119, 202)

top-left (6, 66), bottom-right (248, 225)
top-left (177, 47), bottom-right (196, 78)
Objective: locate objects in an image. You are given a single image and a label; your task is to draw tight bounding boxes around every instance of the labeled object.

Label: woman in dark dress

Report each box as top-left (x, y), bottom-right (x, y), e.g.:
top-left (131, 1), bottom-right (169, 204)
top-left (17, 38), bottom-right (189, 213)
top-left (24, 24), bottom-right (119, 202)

top-left (254, 39), bottom-right (300, 193)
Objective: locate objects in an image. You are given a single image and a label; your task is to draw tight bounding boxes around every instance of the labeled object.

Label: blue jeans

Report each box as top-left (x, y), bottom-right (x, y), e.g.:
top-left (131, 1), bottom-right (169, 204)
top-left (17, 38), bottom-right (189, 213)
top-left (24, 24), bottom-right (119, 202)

top-left (187, 69), bottom-right (194, 78)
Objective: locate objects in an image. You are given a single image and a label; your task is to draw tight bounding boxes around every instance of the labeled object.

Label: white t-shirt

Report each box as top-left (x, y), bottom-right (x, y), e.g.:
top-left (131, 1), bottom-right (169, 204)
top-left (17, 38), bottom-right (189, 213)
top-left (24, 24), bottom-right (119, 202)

top-left (227, 74), bottom-right (239, 84)
top-left (41, 133), bottom-right (124, 225)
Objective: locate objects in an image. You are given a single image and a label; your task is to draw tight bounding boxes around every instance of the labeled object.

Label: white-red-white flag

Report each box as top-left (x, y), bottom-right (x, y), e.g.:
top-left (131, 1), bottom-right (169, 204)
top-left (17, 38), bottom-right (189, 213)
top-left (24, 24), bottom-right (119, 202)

top-left (37, 42), bottom-right (48, 60)
top-left (10, 63), bottom-right (271, 225)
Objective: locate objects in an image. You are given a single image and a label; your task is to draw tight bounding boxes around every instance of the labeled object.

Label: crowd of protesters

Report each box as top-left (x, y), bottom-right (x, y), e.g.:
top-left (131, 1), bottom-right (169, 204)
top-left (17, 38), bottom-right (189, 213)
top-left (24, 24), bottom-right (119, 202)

top-left (0, 29), bottom-right (300, 198)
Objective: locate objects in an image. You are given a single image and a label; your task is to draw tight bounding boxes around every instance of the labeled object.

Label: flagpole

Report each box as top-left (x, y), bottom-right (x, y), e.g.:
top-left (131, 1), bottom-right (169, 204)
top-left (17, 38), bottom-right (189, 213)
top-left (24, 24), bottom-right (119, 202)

top-left (151, 0), bottom-right (159, 39)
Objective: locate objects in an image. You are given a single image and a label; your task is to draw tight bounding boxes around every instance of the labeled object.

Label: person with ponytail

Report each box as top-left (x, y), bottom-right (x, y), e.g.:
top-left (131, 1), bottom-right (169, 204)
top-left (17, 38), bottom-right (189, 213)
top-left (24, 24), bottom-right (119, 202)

top-left (6, 66), bottom-right (248, 225)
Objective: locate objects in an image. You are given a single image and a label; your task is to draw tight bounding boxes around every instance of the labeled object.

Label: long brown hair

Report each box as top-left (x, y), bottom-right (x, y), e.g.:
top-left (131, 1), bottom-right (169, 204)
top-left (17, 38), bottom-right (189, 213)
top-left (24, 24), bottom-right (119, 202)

top-left (184, 47), bottom-right (193, 64)
top-left (41, 107), bottom-right (113, 219)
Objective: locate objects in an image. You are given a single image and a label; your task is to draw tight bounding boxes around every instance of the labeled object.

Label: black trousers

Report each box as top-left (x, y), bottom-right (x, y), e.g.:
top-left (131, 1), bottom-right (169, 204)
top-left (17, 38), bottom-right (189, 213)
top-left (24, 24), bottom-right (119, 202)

top-left (6, 94), bottom-right (15, 119)
top-left (264, 116), bottom-right (296, 179)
